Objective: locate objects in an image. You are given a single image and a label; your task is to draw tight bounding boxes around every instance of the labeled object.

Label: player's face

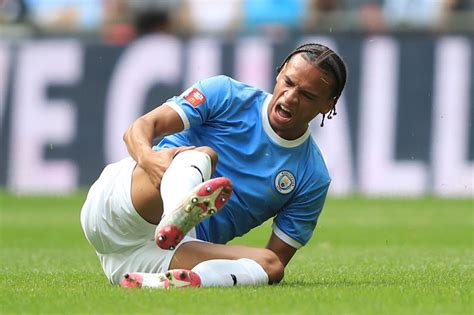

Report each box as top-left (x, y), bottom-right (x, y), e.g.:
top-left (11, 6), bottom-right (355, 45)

top-left (268, 54), bottom-right (336, 140)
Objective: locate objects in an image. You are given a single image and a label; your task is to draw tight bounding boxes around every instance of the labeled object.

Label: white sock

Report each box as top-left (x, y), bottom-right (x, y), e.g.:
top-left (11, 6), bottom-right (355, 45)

top-left (191, 258), bottom-right (269, 287)
top-left (160, 150), bottom-right (212, 217)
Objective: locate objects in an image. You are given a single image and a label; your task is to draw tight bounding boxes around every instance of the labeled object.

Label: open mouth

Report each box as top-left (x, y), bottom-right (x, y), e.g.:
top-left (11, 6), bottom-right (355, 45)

top-left (276, 104), bottom-right (292, 120)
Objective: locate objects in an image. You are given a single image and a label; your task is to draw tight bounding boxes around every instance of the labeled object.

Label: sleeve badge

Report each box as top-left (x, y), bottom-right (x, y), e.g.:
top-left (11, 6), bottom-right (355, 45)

top-left (182, 87), bottom-right (206, 107)
top-left (275, 170), bottom-right (296, 194)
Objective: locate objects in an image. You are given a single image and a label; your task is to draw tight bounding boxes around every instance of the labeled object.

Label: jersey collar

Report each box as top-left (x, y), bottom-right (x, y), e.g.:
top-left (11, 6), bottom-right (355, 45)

top-left (261, 94), bottom-right (311, 148)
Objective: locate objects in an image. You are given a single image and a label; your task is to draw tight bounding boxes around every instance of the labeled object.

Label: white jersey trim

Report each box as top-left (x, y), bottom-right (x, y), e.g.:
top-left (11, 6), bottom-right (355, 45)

top-left (165, 102), bottom-right (190, 130)
top-left (261, 94), bottom-right (311, 148)
top-left (272, 223), bottom-right (303, 249)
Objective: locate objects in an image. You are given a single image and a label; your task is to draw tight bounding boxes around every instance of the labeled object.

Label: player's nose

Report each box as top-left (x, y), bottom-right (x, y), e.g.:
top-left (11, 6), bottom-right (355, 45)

top-left (283, 88), bottom-right (299, 106)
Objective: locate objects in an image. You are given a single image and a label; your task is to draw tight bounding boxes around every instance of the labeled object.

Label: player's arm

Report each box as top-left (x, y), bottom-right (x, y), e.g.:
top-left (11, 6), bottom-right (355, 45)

top-left (124, 76), bottom-right (229, 188)
top-left (123, 104), bottom-right (193, 188)
top-left (267, 180), bottom-right (330, 267)
top-left (266, 232), bottom-right (297, 267)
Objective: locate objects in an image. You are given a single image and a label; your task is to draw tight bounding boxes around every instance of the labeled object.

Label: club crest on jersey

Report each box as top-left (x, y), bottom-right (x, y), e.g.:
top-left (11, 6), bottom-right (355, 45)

top-left (182, 87), bottom-right (206, 107)
top-left (275, 170), bottom-right (296, 194)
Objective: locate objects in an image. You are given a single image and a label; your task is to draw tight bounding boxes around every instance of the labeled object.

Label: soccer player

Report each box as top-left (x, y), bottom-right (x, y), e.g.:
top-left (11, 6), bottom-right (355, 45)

top-left (80, 43), bottom-right (347, 288)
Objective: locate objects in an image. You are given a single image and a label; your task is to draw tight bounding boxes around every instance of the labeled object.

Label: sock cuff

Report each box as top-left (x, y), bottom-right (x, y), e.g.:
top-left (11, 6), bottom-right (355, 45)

top-left (172, 150), bottom-right (212, 181)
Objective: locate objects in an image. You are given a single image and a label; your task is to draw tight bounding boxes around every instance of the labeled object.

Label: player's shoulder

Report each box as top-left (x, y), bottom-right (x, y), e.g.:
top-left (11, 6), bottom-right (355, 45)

top-left (199, 75), bottom-right (266, 109)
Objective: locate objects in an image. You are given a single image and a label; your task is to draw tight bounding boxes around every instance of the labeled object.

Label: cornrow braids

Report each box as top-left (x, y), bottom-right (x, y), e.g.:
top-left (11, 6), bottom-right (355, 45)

top-left (277, 43), bottom-right (347, 127)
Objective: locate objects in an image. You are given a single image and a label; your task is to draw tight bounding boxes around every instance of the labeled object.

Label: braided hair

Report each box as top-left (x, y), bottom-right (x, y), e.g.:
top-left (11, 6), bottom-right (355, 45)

top-left (277, 43), bottom-right (347, 127)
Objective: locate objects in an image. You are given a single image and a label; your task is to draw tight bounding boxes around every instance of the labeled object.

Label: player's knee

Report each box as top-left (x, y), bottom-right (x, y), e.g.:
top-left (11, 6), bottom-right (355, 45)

top-left (258, 249), bottom-right (285, 284)
top-left (195, 146), bottom-right (218, 169)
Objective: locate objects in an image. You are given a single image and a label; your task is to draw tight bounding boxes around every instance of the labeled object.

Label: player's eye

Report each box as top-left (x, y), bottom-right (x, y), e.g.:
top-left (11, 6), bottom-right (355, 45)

top-left (302, 92), bottom-right (315, 100)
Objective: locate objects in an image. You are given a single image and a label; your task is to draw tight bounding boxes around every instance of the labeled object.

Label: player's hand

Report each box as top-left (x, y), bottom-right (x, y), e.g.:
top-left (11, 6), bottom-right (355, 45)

top-left (139, 146), bottom-right (195, 189)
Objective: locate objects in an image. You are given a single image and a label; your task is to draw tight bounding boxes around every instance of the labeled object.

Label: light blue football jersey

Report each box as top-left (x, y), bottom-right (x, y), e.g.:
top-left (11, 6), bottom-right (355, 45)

top-left (154, 75), bottom-right (330, 248)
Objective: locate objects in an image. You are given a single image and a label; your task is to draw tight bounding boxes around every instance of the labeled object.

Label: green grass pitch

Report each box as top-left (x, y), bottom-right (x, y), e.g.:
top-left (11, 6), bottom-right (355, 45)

top-left (1, 192), bottom-right (472, 314)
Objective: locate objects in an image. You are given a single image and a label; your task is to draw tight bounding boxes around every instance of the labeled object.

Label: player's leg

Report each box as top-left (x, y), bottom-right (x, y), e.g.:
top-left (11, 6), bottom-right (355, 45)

top-left (173, 241), bottom-right (285, 286)
top-left (121, 240), bottom-right (284, 288)
top-left (155, 176), bottom-right (233, 250)
top-left (160, 146), bottom-right (218, 218)
top-left (80, 157), bottom-right (160, 284)
top-left (131, 146), bottom-right (231, 250)
top-left (81, 148), bottom-right (220, 285)
top-left (130, 146), bottom-right (218, 225)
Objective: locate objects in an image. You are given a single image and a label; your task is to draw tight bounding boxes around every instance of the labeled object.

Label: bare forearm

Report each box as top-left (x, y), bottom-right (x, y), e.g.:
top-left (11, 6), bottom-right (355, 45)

top-left (122, 105), bottom-right (186, 188)
top-left (123, 117), bottom-right (156, 165)
top-left (266, 233), bottom-right (297, 267)
top-left (124, 104), bottom-right (185, 164)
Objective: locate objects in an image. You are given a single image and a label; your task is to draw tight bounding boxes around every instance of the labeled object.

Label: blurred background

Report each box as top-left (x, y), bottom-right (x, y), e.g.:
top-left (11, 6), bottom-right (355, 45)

top-left (0, 0), bottom-right (473, 197)
top-left (1, 0), bottom-right (473, 38)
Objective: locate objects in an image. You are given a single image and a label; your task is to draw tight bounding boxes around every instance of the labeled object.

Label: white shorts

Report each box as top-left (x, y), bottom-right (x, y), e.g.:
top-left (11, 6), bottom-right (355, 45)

top-left (80, 157), bottom-right (199, 285)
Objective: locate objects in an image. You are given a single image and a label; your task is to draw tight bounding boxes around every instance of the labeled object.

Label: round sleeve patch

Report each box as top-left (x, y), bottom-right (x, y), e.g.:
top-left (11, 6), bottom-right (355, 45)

top-left (275, 170), bottom-right (296, 194)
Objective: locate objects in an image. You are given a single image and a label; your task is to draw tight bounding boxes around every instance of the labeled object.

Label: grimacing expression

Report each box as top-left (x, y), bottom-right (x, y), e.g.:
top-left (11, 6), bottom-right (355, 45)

top-left (268, 53), bottom-right (337, 140)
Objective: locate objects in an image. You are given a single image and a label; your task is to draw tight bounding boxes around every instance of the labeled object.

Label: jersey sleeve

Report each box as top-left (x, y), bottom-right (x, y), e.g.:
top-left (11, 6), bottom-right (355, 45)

top-left (272, 180), bottom-right (330, 249)
top-left (165, 75), bottom-right (232, 129)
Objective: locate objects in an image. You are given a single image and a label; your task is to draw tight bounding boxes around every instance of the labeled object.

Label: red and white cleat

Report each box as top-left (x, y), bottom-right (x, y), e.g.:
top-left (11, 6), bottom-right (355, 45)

top-left (120, 273), bottom-right (143, 288)
top-left (155, 177), bottom-right (233, 250)
top-left (120, 269), bottom-right (201, 289)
